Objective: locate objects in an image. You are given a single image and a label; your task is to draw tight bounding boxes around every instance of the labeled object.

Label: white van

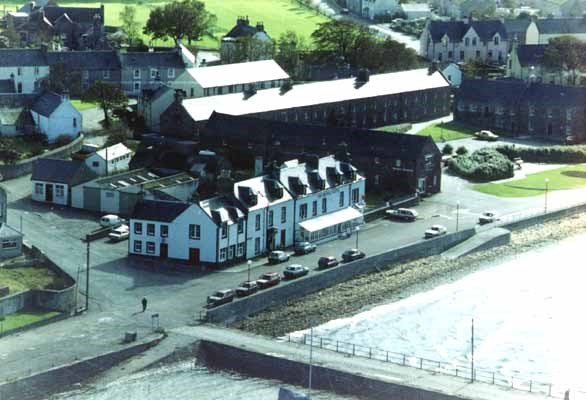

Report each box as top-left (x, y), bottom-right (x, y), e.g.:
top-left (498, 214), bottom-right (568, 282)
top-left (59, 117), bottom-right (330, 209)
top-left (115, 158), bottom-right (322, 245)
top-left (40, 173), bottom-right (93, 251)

top-left (99, 214), bottom-right (124, 228)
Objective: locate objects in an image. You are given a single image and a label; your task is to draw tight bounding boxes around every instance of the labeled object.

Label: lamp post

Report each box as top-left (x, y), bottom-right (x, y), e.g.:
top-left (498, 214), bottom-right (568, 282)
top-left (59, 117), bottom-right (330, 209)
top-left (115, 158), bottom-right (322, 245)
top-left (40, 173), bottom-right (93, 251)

top-left (456, 201), bottom-right (460, 232)
top-left (247, 260), bottom-right (252, 283)
top-left (355, 226), bottom-right (360, 249)
top-left (544, 178), bottom-right (549, 214)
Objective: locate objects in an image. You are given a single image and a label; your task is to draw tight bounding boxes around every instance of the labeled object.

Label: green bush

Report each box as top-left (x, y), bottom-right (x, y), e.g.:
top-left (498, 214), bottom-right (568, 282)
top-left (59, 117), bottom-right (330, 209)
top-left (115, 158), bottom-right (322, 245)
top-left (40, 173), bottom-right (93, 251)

top-left (456, 146), bottom-right (468, 155)
top-left (53, 134), bottom-right (73, 148)
top-left (496, 145), bottom-right (586, 164)
top-left (449, 148), bottom-right (514, 182)
top-left (0, 149), bottom-right (20, 165)
top-left (442, 144), bottom-right (453, 155)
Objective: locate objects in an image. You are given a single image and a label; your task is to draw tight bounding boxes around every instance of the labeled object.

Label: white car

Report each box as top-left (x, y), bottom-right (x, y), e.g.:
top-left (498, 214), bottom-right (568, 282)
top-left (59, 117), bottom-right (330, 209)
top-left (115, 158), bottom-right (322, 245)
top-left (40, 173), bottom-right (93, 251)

top-left (100, 214), bottom-right (125, 228)
top-left (424, 225), bottom-right (447, 239)
top-left (474, 130), bottom-right (499, 141)
top-left (478, 211), bottom-right (498, 225)
top-left (109, 224), bottom-right (129, 242)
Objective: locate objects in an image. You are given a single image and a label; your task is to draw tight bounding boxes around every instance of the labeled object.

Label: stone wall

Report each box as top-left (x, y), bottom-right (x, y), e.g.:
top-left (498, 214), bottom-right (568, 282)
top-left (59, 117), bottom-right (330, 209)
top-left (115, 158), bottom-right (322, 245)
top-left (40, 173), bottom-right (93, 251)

top-left (206, 228), bottom-right (476, 324)
top-left (0, 291), bottom-right (33, 317)
top-left (0, 134), bottom-right (84, 180)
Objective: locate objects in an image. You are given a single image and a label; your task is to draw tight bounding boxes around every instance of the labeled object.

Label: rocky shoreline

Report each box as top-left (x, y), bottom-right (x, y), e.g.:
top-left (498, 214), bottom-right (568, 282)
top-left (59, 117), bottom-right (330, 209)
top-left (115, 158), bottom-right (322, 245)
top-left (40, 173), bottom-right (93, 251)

top-left (234, 212), bottom-right (586, 336)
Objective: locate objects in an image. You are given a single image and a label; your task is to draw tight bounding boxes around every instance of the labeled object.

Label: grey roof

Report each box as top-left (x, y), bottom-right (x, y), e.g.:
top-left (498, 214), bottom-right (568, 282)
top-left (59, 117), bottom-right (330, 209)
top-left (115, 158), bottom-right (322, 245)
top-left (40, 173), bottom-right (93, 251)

top-left (31, 91), bottom-right (63, 117)
top-left (43, 6), bottom-right (103, 24)
top-left (0, 49), bottom-right (46, 66)
top-left (132, 199), bottom-right (190, 222)
top-left (119, 51), bottom-right (184, 68)
top-left (46, 50), bottom-right (120, 70)
top-left (0, 108), bottom-right (24, 125)
top-left (427, 20), bottom-right (508, 42)
top-left (224, 18), bottom-right (263, 39)
top-left (0, 224), bottom-right (23, 239)
top-left (503, 19), bottom-right (532, 38)
top-left (31, 159), bottom-right (97, 185)
top-left (515, 44), bottom-right (547, 66)
top-left (0, 80), bottom-right (15, 94)
top-left (536, 17), bottom-right (586, 34)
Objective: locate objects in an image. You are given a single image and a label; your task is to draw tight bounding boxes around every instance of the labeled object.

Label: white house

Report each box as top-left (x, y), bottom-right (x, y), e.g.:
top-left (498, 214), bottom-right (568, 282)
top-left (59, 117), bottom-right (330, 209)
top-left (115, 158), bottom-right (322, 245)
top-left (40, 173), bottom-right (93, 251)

top-left (83, 143), bottom-right (133, 176)
top-left (441, 62), bottom-right (462, 87)
top-left (0, 49), bottom-right (50, 94)
top-left (400, 3), bottom-right (432, 19)
top-left (31, 158), bottom-right (97, 206)
top-left (346, 0), bottom-right (399, 20)
top-left (30, 92), bottom-right (82, 143)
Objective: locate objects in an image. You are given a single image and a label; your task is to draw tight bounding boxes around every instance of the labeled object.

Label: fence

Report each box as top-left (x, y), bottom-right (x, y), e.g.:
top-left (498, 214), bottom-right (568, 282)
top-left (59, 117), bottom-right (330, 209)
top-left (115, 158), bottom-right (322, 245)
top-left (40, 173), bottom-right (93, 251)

top-left (284, 333), bottom-right (586, 399)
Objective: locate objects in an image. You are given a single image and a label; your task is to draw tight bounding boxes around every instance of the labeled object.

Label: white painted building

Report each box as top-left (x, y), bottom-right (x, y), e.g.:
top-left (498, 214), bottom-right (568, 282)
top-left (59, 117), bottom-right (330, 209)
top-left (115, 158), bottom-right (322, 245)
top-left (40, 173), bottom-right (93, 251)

top-left (30, 92), bottom-right (82, 143)
top-left (400, 3), bottom-right (432, 19)
top-left (31, 158), bottom-right (96, 206)
top-left (441, 62), bottom-right (462, 87)
top-left (347, 0), bottom-right (399, 20)
top-left (0, 49), bottom-right (50, 94)
top-left (83, 143), bottom-right (133, 176)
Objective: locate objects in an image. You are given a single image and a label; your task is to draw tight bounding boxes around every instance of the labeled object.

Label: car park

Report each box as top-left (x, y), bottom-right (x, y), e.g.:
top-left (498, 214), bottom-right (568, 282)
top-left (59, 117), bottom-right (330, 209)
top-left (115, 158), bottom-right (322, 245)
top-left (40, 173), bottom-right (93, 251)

top-left (99, 214), bottom-right (125, 228)
top-left (283, 264), bottom-right (309, 280)
top-left (317, 256), bottom-right (339, 270)
top-left (386, 208), bottom-right (418, 221)
top-left (268, 250), bottom-right (290, 264)
top-left (206, 289), bottom-right (235, 308)
top-left (294, 241), bottom-right (317, 255)
top-left (341, 249), bottom-right (365, 263)
top-left (257, 272), bottom-right (281, 289)
top-left (108, 224), bottom-right (129, 242)
top-left (474, 130), bottom-right (499, 141)
top-left (424, 225), bottom-right (447, 238)
top-left (235, 281), bottom-right (259, 297)
top-left (478, 211), bottom-right (498, 225)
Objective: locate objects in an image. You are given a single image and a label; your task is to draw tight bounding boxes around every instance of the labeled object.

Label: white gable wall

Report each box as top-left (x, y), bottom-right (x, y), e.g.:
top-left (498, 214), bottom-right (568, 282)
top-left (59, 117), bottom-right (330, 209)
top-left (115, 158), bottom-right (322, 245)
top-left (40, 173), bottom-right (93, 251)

top-left (0, 66), bottom-right (49, 94)
top-left (31, 100), bottom-right (82, 143)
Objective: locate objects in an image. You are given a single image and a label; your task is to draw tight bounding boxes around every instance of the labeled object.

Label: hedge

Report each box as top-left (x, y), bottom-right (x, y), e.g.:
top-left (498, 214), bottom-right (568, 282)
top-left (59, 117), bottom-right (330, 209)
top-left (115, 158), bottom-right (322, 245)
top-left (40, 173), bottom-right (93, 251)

top-left (449, 148), bottom-right (514, 182)
top-left (496, 145), bottom-right (586, 164)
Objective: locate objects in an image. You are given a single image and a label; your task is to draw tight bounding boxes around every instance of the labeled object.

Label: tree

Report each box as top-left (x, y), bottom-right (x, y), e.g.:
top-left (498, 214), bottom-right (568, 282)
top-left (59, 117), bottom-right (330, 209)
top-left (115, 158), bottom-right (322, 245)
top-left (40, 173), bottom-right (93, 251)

top-left (82, 81), bottom-right (128, 128)
top-left (40, 62), bottom-right (81, 96)
top-left (105, 125), bottom-right (130, 147)
top-left (144, 0), bottom-right (216, 45)
top-left (0, 36), bottom-right (9, 49)
top-left (542, 36), bottom-right (586, 85)
top-left (3, 18), bottom-right (20, 48)
top-left (442, 143), bottom-right (454, 155)
top-left (120, 5), bottom-right (140, 46)
top-left (311, 20), bottom-right (363, 62)
top-left (276, 31), bottom-right (308, 77)
top-left (456, 146), bottom-right (468, 156)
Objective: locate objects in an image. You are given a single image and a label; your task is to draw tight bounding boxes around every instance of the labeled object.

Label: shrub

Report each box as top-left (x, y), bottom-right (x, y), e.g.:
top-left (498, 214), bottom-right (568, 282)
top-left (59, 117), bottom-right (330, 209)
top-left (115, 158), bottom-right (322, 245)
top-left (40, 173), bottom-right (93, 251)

top-left (0, 149), bottom-right (20, 164)
top-left (105, 127), bottom-right (130, 147)
top-left (24, 132), bottom-right (49, 145)
top-left (496, 145), bottom-right (586, 164)
top-left (442, 144), bottom-right (453, 155)
top-left (456, 146), bottom-right (468, 155)
top-left (53, 134), bottom-right (73, 147)
top-left (449, 148), bottom-right (514, 182)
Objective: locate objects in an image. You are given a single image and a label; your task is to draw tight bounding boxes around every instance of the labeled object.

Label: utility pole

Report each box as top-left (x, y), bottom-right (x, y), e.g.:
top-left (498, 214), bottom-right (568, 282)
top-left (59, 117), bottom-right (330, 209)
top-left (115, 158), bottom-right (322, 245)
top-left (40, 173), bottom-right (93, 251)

top-left (471, 318), bottom-right (475, 382)
top-left (85, 239), bottom-right (90, 311)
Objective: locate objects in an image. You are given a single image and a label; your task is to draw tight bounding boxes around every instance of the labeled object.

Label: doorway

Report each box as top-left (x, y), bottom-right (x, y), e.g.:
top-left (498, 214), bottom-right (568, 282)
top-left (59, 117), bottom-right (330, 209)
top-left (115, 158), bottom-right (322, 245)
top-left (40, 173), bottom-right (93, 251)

top-left (45, 184), bottom-right (53, 202)
top-left (160, 243), bottom-right (168, 259)
top-left (280, 229), bottom-right (286, 248)
top-left (188, 248), bottom-right (199, 265)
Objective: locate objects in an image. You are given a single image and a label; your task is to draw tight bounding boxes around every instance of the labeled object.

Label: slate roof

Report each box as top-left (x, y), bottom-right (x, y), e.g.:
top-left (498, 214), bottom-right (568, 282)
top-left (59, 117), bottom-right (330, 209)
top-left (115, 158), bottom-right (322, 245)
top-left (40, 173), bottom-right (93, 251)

top-left (131, 199), bottom-right (190, 222)
top-left (515, 44), bottom-right (547, 66)
top-left (0, 49), bottom-right (46, 66)
top-left (224, 18), bottom-right (262, 39)
top-left (43, 6), bottom-right (103, 24)
top-left (200, 196), bottom-right (245, 225)
top-left (46, 50), bottom-right (120, 70)
top-left (31, 91), bottom-right (63, 117)
top-left (503, 19), bottom-right (531, 39)
top-left (427, 20), bottom-right (508, 43)
top-left (536, 17), bottom-right (586, 34)
top-left (0, 80), bottom-right (15, 94)
top-left (119, 51), bottom-right (185, 68)
top-left (186, 60), bottom-right (289, 89)
top-left (31, 159), bottom-right (97, 185)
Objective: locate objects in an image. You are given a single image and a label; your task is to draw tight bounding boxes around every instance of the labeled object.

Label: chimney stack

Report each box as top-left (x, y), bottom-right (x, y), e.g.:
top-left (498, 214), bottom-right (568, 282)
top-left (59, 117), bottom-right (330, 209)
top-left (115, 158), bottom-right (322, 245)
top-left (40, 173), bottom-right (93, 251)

top-left (174, 89), bottom-right (184, 104)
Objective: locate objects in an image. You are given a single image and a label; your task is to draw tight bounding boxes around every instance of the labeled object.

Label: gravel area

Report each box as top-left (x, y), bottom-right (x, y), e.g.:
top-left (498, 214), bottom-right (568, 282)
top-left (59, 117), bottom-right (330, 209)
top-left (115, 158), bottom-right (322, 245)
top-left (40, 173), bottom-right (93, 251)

top-left (235, 213), bottom-right (586, 336)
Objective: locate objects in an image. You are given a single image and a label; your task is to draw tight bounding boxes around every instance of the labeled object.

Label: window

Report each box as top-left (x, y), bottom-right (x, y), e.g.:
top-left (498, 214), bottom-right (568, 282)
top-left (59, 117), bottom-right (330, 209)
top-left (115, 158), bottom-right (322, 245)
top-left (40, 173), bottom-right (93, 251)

top-left (460, 51), bottom-right (464, 60)
top-left (134, 69), bottom-right (141, 79)
top-left (352, 188), bottom-right (359, 204)
top-left (321, 198), bottom-right (327, 213)
top-left (312, 201), bottom-right (317, 216)
top-left (34, 67), bottom-right (39, 75)
top-left (189, 224), bottom-right (200, 239)
top-left (168, 68), bottom-right (175, 78)
top-left (105, 191), bottom-right (114, 198)
top-left (255, 214), bottom-right (261, 231)
top-left (146, 241), bottom-right (155, 254)
top-left (237, 243), bottom-right (245, 256)
top-left (133, 81), bottom-right (141, 93)
top-left (2, 240), bottom-right (17, 249)
top-left (190, 88), bottom-right (194, 97)
top-left (529, 105), bottom-right (536, 117)
top-left (299, 204), bottom-right (308, 219)
top-left (103, 70), bottom-right (110, 79)
top-left (35, 183), bottom-right (43, 195)
top-left (237, 219), bottom-right (244, 234)
top-left (219, 248), bottom-right (227, 261)
top-left (494, 36), bottom-right (499, 45)
top-left (475, 50), bottom-right (480, 58)
top-left (92, 161), bottom-right (99, 167)
top-left (566, 109), bottom-right (573, 121)
top-left (472, 38), bottom-right (477, 46)
top-left (17, 67), bottom-right (22, 76)
top-left (268, 210), bottom-right (273, 227)
top-left (221, 223), bottom-right (227, 239)
top-left (217, 87), bottom-right (223, 95)
top-left (73, 118), bottom-right (77, 128)
top-left (254, 238), bottom-right (260, 255)
top-left (161, 225), bottom-right (168, 237)
top-left (228, 245), bottom-right (235, 259)
top-left (465, 38), bottom-right (470, 46)
top-left (281, 207), bottom-right (286, 223)
top-left (488, 51), bottom-right (493, 59)
top-left (204, 88), bottom-right (210, 96)
top-left (150, 68), bottom-right (158, 79)
top-left (134, 240), bottom-right (142, 253)
top-left (339, 191), bottom-right (344, 207)
top-left (147, 223), bottom-right (155, 236)
top-left (395, 159), bottom-right (401, 168)
top-left (448, 51), bottom-right (453, 59)
top-left (17, 82), bottom-right (22, 93)
top-left (134, 222), bottom-right (142, 234)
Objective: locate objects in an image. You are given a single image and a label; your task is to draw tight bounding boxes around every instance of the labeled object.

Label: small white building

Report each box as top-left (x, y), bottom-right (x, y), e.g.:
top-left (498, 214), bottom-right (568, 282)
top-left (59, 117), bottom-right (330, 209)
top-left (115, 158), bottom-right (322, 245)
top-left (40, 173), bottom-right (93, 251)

top-left (441, 62), bottom-right (462, 87)
top-left (31, 158), bottom-right (97, 206)
top-left (83, 143), bottom-right (133, 176)
top-left (30, 92), bottom-right (82, 143)
top-left (400, 3), bottom-right (432, 19)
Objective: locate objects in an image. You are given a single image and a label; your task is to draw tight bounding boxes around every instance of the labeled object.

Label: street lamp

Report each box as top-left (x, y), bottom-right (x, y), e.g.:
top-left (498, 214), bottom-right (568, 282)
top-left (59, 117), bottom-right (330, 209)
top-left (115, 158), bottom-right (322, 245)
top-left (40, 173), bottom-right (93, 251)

top-left (544, 178), bottom-right (549, 214)
top-left (355, 226), bottom-right (360, 249)
top-left (456, 201), bottom-right (460, 232)
top-left (247, 260), bottom-right (252, 283)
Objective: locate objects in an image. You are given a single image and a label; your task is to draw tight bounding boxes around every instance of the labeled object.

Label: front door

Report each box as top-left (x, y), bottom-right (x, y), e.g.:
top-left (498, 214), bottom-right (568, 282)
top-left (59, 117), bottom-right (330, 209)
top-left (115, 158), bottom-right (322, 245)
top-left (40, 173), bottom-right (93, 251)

top-left (280, 229), bottom-right (286, 248)
top-left (45, 184), bottom-right (53, 202)
top-left (188, 248), bottom-right (199, 265)
top-left (160, 243), bottom-right (168, 259)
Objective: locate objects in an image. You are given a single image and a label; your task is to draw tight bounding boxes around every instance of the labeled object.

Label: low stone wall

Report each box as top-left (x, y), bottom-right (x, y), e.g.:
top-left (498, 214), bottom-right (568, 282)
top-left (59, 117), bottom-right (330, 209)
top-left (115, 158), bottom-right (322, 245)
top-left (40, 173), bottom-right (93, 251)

top-left (0, 134), bottom-right (84, 180)
top-left (0, 291), bottom-right (33, 316)
top-left (197, 340), bottom-right (466, 400)
top-left (501, 202), bottom-right (586, 232)
top-left (207, 228), bottom-right (475, 324)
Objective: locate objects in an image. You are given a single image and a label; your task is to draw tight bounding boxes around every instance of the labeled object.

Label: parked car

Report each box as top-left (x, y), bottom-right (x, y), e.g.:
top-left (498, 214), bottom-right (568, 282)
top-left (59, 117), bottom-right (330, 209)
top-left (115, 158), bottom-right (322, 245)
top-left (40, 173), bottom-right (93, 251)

top-left (317, 256), bottom-right (339, 270)
top-left (424, 225), bottom-right (447, 238)
top-left (100, 214), bottom-right (125, 228)
top-left (268, 250), bottom-right (290, 264)
top-left (283, 264), bottom-right (309, 280)
top-left (386, 208), bottom-right (418, 221)
top-left (340, 7), bottom-right (349, 14)
top-left (294, 241), bottom-right (317, 255)
top-left (235, 281), bottom-right (259, 297)
top-left (341, 249), bottom-right (366, 263)
top-left (206, 289), bottom-right (235, 308)
top-left (256, 272), bottom-right (281, 289)
top-left (474, 130), bottom-right (499, 141)
top-left (108, 224), bottom-right (129, 242)
top-left (478, 211), bottom-right (498, 225)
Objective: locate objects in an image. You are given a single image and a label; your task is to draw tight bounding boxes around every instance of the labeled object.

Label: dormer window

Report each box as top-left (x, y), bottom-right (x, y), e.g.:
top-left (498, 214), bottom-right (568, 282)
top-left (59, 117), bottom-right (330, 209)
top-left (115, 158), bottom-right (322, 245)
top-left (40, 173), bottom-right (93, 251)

top-left (494, 36), bottom-right (499, 45)
top-left (472, 38), bottom-right (477, 46)
top-left (465, 38), bottom-right (469, 46)
top-left (134, 69), bottom-right (141, 79)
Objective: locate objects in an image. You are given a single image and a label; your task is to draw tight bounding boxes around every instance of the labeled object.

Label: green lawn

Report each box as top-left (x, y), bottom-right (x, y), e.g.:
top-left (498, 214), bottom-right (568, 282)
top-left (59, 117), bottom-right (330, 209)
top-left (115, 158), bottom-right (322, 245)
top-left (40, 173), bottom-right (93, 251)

top-left (0, 310), bottom-right (61, 334)
top-left (474, 164), bottom-right (586, 197)
top-left (1, 0), bottom-right (329, 49)
top-left (416, 122), bottom-right (475, 142)
top-left (70, 99), bottom-right (99, 111)
top-left (0, 265), bottom-right (66, 294)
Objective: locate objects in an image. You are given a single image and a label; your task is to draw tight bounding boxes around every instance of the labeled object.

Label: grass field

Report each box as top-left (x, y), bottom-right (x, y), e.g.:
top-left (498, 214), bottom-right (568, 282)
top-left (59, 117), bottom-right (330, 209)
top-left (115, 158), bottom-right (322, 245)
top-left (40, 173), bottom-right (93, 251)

top-left (416, 121), bottom-right (475, 142)
top-left (1, 0), bottom-right (329, 48)
top-left (474, 164), bottom-right (586, 197)
top-left (70, 99), bottom-right (99, 111)
top-left (0, 310), bottom-right (61, 334)
top-left (0, 265), bottom-right (65, 293)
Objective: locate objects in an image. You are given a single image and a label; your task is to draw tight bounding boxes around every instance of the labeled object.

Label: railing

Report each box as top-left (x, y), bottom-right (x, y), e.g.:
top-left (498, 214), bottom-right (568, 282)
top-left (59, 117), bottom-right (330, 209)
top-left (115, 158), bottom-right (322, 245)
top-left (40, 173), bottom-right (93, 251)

top-left (283, 333), bottom-right (586, 399)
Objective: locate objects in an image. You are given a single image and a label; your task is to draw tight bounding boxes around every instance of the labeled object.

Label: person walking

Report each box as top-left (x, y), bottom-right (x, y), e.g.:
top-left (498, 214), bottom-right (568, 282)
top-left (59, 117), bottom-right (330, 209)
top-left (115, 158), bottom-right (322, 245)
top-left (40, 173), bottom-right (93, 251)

top-left (141, 297), bottom-right (148, 313)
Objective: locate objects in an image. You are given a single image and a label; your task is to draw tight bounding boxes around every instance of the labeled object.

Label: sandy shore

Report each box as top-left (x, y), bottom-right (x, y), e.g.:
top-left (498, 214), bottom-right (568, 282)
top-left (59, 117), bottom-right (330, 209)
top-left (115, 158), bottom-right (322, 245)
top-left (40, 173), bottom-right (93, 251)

top-left (234, 212), bottom-right (586, 336)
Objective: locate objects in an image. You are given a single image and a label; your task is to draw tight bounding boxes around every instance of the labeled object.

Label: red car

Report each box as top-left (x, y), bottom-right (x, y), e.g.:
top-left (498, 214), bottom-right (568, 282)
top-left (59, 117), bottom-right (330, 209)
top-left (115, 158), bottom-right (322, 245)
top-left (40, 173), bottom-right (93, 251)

top-left (256, 272), bottom-right (281, 289)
